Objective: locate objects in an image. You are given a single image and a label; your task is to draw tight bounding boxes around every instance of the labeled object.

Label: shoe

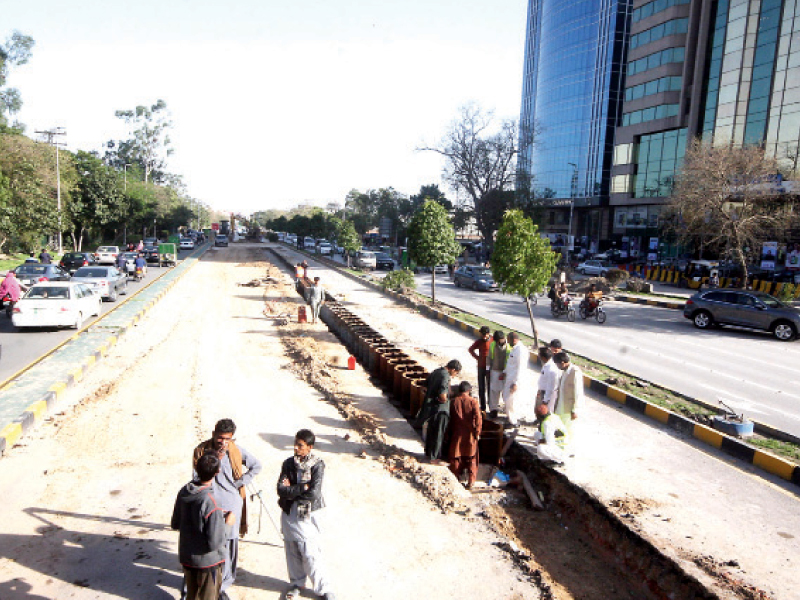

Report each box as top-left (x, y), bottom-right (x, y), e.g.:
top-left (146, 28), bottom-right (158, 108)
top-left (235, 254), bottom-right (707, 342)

top-left (488, 410), bottom-right (498, 419)
top-left (286, 586), bottom-right (301, 599)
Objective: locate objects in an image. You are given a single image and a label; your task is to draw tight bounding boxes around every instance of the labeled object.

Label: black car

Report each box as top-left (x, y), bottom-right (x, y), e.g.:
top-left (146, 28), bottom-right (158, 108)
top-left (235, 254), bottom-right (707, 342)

top-left (143, 244), bottom-right (160, 263)
top-left (59, 252), bottom-right (97, 273)
top-left (374, 252), bottom-right (394, 270)
top-left (13, 263), bottom-right (71, 287)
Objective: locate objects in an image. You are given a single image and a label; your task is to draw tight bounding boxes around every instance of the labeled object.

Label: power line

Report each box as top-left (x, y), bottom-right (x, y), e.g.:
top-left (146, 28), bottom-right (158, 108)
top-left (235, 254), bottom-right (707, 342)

top-left (34, 127), bottom-right (67, 254)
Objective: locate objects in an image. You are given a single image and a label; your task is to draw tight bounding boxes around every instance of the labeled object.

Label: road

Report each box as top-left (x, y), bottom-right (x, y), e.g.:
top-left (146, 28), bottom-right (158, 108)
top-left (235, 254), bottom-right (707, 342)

top-left (313, 249), bottom-right (800, 438)
top-left (0, 248), bottom-right (201, 384)
top-left (0, 243), bottom-right (538, 600)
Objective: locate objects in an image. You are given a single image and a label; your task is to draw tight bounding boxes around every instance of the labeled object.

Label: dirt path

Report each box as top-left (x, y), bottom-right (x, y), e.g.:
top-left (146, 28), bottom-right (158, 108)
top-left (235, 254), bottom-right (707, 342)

top-left (0, 244), bottom-right (539, 600)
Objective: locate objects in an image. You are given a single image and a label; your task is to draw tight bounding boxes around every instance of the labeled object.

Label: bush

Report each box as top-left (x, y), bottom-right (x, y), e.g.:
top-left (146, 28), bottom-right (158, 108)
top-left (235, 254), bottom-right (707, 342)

top-left (380, 269), bottom-right (416, 293)
top-left (267, 232), bottom-right (279, 242)
top-left (777, 283), bottom-right (796, 303)
top-left (605, 268), bottom-right (630, 288)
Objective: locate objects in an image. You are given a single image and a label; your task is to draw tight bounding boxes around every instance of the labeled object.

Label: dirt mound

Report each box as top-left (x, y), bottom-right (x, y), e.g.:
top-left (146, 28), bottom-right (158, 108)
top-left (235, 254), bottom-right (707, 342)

top-left (569, 277), bottom-right (612, 294)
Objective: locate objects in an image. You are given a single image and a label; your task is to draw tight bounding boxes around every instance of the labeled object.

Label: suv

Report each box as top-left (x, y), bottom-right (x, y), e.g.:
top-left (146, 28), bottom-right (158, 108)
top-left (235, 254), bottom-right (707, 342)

top-left (354, 250), bottom-right (377, 270)
top-left (95, 245), bottom-right (120, 265)
top-left (684, 289), bottom-right (800, 341)
top-left (374, 252), bottom-right (394, 270)
top-left (215, 235), bottom-right (229, 247)
top-left (60, 252), bottom-right (97, 273)
top-left (454, 266), bottom-right (498, 291)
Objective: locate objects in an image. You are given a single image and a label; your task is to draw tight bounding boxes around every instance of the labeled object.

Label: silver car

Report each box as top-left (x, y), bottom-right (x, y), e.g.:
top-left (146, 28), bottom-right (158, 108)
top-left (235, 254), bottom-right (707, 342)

top-left (71, 266), bottom-right (128, 302)
top-left (577, 260), bottom-right (610, 276)
top-left (683, 289), bottom-right (800, 341)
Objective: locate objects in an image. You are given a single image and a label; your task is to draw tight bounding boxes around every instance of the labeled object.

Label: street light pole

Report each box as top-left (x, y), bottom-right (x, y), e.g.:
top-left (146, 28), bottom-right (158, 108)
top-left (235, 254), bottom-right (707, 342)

top-left (123, 164), bottom-right (131, 246)
top-left (567, 162), bottom-right (578, 263)
top-left (35, 127), bottom-right (66, 254)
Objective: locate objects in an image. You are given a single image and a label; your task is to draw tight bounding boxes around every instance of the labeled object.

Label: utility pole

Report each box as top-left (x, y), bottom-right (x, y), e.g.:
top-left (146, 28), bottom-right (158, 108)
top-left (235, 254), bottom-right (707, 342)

top-left (123, 164), bottom-right (131, 246)
top-left (35, 127), bottom-right (67, 254)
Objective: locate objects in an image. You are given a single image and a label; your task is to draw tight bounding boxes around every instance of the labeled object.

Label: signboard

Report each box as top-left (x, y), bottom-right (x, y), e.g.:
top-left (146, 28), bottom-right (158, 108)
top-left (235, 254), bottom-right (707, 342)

top-left (786, 243), bottom-right (800, 270)
top-left (211, 223), bottom-right (220, 231)
top-left (649, 237), bottom-right (659, 251)
top-left (761, 241), bottom-right (778, 271)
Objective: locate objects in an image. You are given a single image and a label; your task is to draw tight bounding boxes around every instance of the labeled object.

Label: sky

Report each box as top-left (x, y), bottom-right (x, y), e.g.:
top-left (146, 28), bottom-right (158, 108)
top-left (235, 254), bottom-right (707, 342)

top-left (5, 0), bottom-right (529, 215)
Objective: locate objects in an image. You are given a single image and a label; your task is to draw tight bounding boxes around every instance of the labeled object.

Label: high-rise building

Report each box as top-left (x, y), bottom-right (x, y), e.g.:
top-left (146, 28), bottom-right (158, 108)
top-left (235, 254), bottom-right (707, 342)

top-left (610, 0), bottom-right (800, 259)
top-left (518, 0), bottom-right (632, 254)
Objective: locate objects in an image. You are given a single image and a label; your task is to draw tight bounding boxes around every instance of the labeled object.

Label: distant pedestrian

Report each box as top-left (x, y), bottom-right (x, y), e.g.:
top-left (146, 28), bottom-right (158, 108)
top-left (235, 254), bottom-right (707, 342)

top-left (553, 352), bottom-right (584, 436)
top-left (468, 326), bottom-right (492, 411)
top-left (38, 250), bottom-right (52, 264)
top-left (307, 277), bottom-right (325, 324)
top-left (503, 332), bottom-right (532, 426)
top-left (278, 429), bottom-right (337, 600)
top-left (24, 252), bottom-right (37, 263)
top-left (420, 359), bottom-right (462, 463)
top-left (137, 240), bottom-right (144, 252)
top-left (192, 419), bottom-right (262, 599)
top-left (448, 381), bottom-right (482, 489)
top-left (487, 331), bottom-right (510, 418)
top-left (536, 347), bottom-right (561, 411)
top-left (171, 452), bottom-right (236, 600)
top-left (301, 260), bottom-right (309, 279)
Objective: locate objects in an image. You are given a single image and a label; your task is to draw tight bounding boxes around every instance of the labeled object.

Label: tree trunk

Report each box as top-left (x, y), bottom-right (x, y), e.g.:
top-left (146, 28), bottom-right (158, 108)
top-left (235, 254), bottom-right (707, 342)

top-left (525, 296), bottom-right (539, 350)
top-left (737, 247), bottom-right (749, 288)
top-left (431, 269), bottom-right (436, 303)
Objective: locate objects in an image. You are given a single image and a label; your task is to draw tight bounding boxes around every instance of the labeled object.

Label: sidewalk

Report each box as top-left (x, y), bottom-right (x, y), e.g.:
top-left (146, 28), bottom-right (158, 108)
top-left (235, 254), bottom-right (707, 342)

top-left (273, 244), bottom-right (800, 599)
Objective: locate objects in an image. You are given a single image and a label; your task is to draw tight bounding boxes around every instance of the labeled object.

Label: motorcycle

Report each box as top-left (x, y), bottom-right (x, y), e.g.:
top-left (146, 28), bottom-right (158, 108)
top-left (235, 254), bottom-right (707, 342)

top-left (134, 267), bottom-right (144, 282)
top-left (1, 292), bottom-right (13, 318)
top-left (550, 297), bottom-right (576, 321)
top-left (579, 297), bottom-right (607, 324)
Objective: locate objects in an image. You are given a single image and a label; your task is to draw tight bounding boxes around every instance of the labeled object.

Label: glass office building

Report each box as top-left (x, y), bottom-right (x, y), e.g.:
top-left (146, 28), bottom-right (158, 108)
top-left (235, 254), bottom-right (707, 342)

top-left (518, 0), bottom-right (631, 250)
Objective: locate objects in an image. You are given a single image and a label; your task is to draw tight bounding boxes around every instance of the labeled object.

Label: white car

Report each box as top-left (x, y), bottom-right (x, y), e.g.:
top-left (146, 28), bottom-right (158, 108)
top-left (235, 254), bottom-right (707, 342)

top-left (179, 238), bottom-right (195, 250)
top-left (95, 245), bottom-right (120, 265)
top-left (433, 264), bottom-right (448, 274)
top-left (317, 243), bottom-right (333, 256)
top-left (354, 251), bottom-right (377, 270)
top-left (11, 282), bottom-right (102, 329)
top-left (577, 260), bottom-right (610, 276)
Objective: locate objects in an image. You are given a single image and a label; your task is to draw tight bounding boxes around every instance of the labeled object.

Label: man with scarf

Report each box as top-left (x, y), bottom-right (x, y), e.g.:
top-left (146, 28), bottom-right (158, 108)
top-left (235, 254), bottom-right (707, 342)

top-left (277, 429), bottom-right (336, 600)
top-left (192, 419), bottom-right (262, 600)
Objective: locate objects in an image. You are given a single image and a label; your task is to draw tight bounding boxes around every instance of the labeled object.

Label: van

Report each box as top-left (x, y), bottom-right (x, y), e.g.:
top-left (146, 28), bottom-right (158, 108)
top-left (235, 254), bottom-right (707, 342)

top-left (355, 250), bottom-right (377, 270)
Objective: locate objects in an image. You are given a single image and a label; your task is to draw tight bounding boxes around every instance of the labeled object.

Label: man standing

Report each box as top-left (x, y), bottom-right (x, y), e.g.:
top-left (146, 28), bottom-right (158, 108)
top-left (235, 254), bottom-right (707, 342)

top-left (553, 352), bottom-right (584, 435)
top-left (503, 332), bottom-right (531, 426)
top-left (192, 419), bottom-right (262, 599)
top-left (172, 453), bottom-right (236, 600)
top-left (549, 339), bottom-right (563, 356)
top-left (420, 360), bottom-right (462, 463)
top-left (307, 277), bottom-right (325, 324)
top-left (487, 331), bottom-right (510, 419)
top-left (468, 326), bottom-right (492, 411)
top-left (448, 381), bottom-right (482, 489)
top-left (536, 347), bottom-right (561, 411)
top-left (38, 249), bottom-right (52, 264)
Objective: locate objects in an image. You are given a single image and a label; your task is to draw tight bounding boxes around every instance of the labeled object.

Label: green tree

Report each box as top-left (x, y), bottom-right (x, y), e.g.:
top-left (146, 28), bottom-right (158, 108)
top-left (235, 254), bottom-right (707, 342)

top-left (406, 200), bottom-right (461, 302)
top-left (0, 31), bottom-right (34, 131)
top-left (409, 184), bottom-right (452, 212)
top-left (492, 209), bottom-right (558, 349)
top-left (335, 217), bottom-right (361, 267)
top-left (109, 99), bottom-right (173, 183)
top-left (70, 151), bottom-right (126, 250)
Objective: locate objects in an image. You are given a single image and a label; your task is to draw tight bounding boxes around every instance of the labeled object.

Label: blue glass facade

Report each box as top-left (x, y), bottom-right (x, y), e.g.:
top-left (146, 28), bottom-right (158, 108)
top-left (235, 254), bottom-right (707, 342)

top-left (518, 0), bottom-right (632, 206)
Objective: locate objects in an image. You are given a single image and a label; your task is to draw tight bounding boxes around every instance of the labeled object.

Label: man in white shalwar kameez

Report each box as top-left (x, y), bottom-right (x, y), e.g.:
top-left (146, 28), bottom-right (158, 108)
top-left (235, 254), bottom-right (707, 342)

top-left (502, 332), bottom-right (532, 426)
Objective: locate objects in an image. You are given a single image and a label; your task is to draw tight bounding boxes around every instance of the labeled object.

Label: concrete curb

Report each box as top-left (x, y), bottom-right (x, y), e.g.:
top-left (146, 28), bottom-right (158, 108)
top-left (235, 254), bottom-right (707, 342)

top-left (0, 245), bottom-right (210, 457)
top-left (272, 244), bottom-right (800, 488)
top-left (613, 293), bottom-right (686, 310)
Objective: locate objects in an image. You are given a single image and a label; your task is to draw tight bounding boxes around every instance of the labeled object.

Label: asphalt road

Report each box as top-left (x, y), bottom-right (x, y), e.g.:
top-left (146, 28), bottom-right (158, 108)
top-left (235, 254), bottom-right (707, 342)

top-left (0, 248), bottom-right (199, 384)
top-left (410, 271), bottom-right (800, 438)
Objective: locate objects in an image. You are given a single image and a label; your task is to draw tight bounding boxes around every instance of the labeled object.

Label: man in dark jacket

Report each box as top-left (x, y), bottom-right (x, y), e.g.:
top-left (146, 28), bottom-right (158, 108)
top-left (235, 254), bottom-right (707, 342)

top-left (277, 429), bottom-right (336, 600)
top-left (420, 359), bottom-right (462, 463)
top-left (172, 452), bottom-right (235, 600)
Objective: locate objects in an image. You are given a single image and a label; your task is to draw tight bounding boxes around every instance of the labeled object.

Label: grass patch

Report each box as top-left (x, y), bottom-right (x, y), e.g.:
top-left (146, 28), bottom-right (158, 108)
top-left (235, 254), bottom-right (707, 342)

top-left (616, 289), bottom-right (688, 301)
top-left (749, 437), bottom-right (800, 463)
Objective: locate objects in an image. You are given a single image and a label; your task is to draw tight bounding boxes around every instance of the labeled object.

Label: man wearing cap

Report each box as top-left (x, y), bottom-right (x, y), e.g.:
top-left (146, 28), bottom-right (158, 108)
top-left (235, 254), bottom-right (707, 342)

top-left (553, 352), bottom-right (584, 436)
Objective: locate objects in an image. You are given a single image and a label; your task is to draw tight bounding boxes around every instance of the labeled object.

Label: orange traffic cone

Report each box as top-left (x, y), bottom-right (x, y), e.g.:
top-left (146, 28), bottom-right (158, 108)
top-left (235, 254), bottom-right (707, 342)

top-left (298, 306), bottom-right (307, 323)
top-left (348, 356), bottom-right (356, 370)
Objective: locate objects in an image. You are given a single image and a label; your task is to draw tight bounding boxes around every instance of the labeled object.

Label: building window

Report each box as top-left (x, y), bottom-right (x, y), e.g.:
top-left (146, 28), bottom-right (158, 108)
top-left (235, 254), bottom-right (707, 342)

top-left (632, 0), bottom-right (691, 23)
top-left (611, 174), bottom-right (631, 193)
top-left (628, 46), bottom-right (685, 76)
top-left (630, 18), bottom-right (689, 50)
top-left (622, 103), bottom-right (680, 126)
top-left (614, 143), bottom-right (633, 165)
top-left (625, 76), bottom-right (683, 101)
top-left (632, 129), bottom-right (687, 198)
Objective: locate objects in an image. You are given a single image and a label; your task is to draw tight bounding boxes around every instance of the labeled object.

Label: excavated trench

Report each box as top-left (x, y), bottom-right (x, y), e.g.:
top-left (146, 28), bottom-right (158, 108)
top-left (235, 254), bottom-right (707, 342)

top-left (265, 247), bottom-right (768, 600)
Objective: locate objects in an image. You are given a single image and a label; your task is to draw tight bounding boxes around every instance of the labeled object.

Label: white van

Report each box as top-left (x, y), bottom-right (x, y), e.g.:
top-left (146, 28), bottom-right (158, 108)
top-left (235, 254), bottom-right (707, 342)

top-left (355, 250), bottom-right (377, 270)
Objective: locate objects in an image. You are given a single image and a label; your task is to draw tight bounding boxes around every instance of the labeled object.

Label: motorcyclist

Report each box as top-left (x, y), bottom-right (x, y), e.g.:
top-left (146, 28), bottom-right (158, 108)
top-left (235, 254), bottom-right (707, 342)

top-left (557, 282), bottom-right (571, 310)
top-left (134, 253), bottom-right (148, 278)
top-left (117, 252), bottom-right (128, 275)
top-left (583, 283), bottom-right (600, 312)
top-left (0, 271), bottom-right (26, 317)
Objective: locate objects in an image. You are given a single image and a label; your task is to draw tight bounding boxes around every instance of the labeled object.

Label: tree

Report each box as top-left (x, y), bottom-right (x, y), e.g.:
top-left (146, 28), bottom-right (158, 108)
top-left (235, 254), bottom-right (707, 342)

top-left (406, 200), bottom-right (461, 302)
top-left (409, 184), bottom-right (452, 213)
top-left (69, 151), bottom-right (126, 250)
top-left (335, 217), bottom-right (361, 267)
top-left (491, 209), bottom-right (559, 349)
top-left (110, 99), bottom-right (173, 183)
top-left (473, 189), bottom-right (515, 244)
top-left (666, 139), bottom-right (797, 284)
top-left (0, 31), bottom-right (34, 131)
top-left (419, 103), bottom-right (528, 245)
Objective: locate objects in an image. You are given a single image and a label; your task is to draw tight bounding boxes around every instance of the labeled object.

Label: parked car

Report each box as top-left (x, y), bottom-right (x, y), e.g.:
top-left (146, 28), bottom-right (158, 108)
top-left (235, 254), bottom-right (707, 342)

top-left (11, 282), bottom-right (102, 330)
top-left (71, 266), bottom-right (128, 301)
top-left (374, 252), bottom-right (394, 270)
top-left (215, 234), bottom-right (229, 247)
top-left (179, 238), bottom-right (195, 250)
top-left (683, 289), bottom-right (800, 341)
top-left (95, 245), bottom-right (120, 265)
top-left (316, 243), bottom-right (333, 256)
top-left (454, 266), bottom-right (498, 291)
top-left (143, 244), bottom-right (160, 263)
top-left (577, 260), bottom-right (611, 276)
top-left (59, 252), bottom-right (97, 273)
top-left (354, 250), bottom-right (377, 270)
top-left (433, 264), bottom-right (448, 275)
top-left (13, 263), bottom-right (71, 287)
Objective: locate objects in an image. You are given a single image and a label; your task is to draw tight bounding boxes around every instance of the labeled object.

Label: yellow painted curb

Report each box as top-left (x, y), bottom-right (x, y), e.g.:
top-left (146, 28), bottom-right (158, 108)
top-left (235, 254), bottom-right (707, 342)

top-left (645, 403), bottom-right (670, 425)
top-left (0, 423), bottom-right (23, 448)
top-left (24, 400), bottom-right (48, 420)
top-left (753, 450), bottom-right (795, 481)
top-left (69, 366), bottom-right (83, 383)
top-left (607, 387), bottom-right (627, 404)
top-left (48, 381), bottom-right (68, 399)
top-left (693, 424), bottom-right (723, 449)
